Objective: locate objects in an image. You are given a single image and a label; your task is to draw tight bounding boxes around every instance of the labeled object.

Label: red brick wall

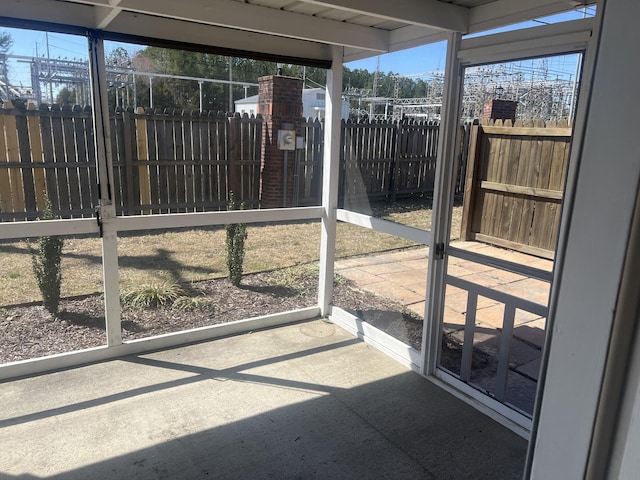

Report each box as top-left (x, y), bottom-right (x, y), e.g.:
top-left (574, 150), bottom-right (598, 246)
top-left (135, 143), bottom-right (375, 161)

top-left (258, 76), bottom-right (303, 208)
top-left (482, 99), bottom-right (518, 122)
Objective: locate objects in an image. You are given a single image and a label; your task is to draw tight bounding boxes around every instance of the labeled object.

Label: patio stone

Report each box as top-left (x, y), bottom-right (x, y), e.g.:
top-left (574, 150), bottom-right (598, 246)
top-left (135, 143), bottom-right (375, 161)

top-left (513, 318), bottom-right (547, 348)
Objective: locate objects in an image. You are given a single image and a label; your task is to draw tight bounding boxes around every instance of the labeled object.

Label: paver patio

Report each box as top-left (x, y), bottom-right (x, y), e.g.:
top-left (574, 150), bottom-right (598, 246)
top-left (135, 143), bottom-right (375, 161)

top-left (335, 240), bottom-right (553, 412)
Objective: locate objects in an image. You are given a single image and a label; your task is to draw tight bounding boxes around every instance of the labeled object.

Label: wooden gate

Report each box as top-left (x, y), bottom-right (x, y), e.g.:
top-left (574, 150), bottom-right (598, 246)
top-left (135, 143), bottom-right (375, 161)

top-left (460, 119), bottom-right (572, 259)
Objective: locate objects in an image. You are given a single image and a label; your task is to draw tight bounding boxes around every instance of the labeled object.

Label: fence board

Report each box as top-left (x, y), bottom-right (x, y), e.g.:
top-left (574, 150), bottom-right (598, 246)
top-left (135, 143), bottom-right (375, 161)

top-left (121, 107), bottom-right (137, 215)
top-left (463, 118), bottom-right (571, 258)
top-left (0, 111), bottom-right (13, 213)
top-left (111, 110), bottom-right (124, 213)
top-left (174, 112), bottom-right (186, 213)
top-left (146, 109), bottom-right (160, 212)
top-left (135, 107), bottom-right (151, 214)
top-left (191, 113), bottom-right (203, 209)
top-left (61, 104), bottom-right (82, 215)
top-left (199, 112), bottom-right (211, 207)
top-left (15, 107), bottom-right (37, 216)
top-left (39, 105), bottom-right (60, 214)
top-left (73, 105), bottom-right (92, 214)
top-left (27, 103), bottom-right (46, 211)
top-left (182, 111), bottom-right (195, 212)
top-left (3, 102), bottom-right (26, 214)
top-left (85, 106), bottom-right (99, 210)
top-left (51, 105), bottom-right (72, 214)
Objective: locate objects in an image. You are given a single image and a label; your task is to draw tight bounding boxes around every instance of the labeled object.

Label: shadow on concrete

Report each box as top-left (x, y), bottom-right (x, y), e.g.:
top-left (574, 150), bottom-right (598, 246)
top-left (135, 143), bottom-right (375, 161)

top-left (0, 338), bottom-right (361, 430)
top-left (1, 362), bottom-right (526, 480)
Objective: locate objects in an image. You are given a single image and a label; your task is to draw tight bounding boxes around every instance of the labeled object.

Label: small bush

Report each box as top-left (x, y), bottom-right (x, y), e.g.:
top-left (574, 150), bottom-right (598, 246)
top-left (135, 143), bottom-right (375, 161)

top-left (121, 282), bottom-right (184, 308)
top-left (225, 194), bottom-right (247, 287)
top-left (29, 201), bottom-right (64, 317)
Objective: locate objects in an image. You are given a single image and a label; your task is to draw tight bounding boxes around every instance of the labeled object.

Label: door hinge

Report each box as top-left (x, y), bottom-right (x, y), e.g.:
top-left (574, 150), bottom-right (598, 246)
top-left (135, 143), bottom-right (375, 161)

top-left (435, 242), bottom-right (445, 260)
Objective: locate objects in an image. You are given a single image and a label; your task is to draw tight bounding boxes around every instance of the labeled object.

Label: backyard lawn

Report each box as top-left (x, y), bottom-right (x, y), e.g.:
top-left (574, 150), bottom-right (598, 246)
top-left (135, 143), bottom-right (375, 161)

top-left (0, 199), bottom-right (463, 307)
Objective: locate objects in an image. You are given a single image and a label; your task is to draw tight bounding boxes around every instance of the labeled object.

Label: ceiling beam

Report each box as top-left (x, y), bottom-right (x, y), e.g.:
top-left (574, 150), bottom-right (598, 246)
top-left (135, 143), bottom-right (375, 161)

top-left (107, 11), bottom-right (332, 64)
top-left (69, 0), bottom-right (390, 52)
top-left (1, 0), bottom-right (96, 30)
top-left (0, 0), bottom-right (332, 65)
top-left (296, 0), bottom-right (469, 32)
top-left (94, 0), bottom-right (122, 29)
top-left (469, 0), bottom-right (588, 34)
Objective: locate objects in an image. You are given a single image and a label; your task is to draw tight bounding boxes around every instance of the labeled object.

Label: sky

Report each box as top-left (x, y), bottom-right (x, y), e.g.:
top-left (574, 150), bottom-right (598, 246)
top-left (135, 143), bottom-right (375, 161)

top-left (346, 8), bottom-right (595, 75)
top-left (2, 7), bottom-right (595, 90)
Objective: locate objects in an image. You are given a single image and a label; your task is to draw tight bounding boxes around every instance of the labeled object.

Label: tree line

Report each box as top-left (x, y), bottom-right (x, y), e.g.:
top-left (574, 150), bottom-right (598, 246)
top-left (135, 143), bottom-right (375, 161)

top-left (60, 45), bottom-right (435, 113)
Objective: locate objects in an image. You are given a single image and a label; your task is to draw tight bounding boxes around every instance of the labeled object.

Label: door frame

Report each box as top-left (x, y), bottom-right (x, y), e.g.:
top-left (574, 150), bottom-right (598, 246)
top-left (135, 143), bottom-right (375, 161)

top-left (422, 17), bottom-right (596, 434)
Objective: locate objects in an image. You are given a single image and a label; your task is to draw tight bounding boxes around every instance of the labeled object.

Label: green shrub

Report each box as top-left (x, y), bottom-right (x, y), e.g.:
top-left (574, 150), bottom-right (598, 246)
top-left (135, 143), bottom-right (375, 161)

top-left (121, 282), bottom-right (184, 308)
top-left (225, 194), bottom-right (247, 287)
top-left (29, 200), bottom-right (64, 318)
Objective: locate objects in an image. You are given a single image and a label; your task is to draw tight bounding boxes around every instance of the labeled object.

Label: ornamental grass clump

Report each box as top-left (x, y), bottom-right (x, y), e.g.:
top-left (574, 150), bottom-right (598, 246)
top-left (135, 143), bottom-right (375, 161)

top-left (225, 193), bottom-right (247, 287)
top-left (30, 200), bottom-right (64, 318)
top-left (121, 282), bottom-right (185, 308)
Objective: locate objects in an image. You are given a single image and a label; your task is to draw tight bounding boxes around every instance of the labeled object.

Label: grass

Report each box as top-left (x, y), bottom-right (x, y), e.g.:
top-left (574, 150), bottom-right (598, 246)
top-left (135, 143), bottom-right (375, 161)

top-left (120, 282), bottom-right (186, 308)
top-left (0, 198), bottom-right (463, 307)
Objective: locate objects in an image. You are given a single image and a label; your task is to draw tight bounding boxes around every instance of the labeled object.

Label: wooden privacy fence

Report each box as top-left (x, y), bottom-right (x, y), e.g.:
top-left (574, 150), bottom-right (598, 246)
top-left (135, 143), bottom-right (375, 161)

top-left (338, 119), bottom-right (441, 205)
top-left (460, 119), bottom-right (572, 259)
top-left (0, 102), bottom-right (98, 221)
top-left (1, 105), bottom-right (466, 222)
top-left (292, 118), bottom-right (324, 206)
top-left (0, 102), bottom-right (261, 221)
top-left (110, 107), bottom-right (261, 215)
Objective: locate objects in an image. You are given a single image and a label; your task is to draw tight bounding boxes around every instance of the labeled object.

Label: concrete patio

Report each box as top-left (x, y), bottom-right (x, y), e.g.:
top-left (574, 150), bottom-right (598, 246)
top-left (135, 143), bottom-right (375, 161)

top-left (0, 319), bottom-right (527, 479)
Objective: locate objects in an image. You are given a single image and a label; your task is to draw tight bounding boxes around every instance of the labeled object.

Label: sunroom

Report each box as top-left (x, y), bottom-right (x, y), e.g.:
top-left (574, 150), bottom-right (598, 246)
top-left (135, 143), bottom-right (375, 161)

top-left (1, 0), bottom-right (638, 478)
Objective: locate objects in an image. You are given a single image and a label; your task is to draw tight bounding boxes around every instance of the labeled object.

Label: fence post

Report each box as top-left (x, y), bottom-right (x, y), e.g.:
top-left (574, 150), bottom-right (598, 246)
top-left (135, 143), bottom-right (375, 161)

top-left (460, 120), bottom-right (481, 241)
top-left (390, 120), bottom-right (402, 201)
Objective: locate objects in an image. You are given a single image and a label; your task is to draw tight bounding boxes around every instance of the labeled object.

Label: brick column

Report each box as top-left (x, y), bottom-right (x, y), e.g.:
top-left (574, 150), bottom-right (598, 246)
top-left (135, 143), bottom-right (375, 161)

top-left (258, 75), bottom-right (303, 208)
top-left (482, 99), bottom-right (518, 122)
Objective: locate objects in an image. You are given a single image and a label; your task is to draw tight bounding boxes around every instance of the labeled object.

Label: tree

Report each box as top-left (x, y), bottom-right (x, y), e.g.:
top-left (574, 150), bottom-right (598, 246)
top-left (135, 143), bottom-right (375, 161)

top-left (106, 46), bottom-right (131, 68)
top-left (0, 31), bottom-right (11, 53)
top-left (56, 87), bottom-right (77, 105)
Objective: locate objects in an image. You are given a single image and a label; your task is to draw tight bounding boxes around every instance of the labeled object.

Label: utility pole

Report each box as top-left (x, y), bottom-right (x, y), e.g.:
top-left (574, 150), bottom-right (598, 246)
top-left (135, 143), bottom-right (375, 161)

top-left (371, 56), bottom-right (380, 117)
top-left (46, 32), bottom-right (53, 103)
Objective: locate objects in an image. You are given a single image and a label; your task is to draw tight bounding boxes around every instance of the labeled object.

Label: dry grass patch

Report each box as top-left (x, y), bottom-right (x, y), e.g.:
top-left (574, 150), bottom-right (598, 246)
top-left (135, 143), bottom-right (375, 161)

top-left (0, 197), bottom-right (463, 307)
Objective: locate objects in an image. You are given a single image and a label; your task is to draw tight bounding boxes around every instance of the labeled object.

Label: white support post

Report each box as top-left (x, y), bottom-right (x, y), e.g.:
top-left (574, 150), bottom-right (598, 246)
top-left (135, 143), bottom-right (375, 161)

top-left (318, 46), bottom-right (343, 316)
top-left (88, 32), bottom-right (121, 347)
top-left (421, 32), bottom-right (462, 376)
top-left (527, 1), bottom-right (640, 477)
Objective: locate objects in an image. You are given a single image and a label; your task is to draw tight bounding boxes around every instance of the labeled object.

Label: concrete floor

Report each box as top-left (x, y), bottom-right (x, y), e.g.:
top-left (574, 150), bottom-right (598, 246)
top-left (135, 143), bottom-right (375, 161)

top-left (0, 320), bottom-right (527, 479)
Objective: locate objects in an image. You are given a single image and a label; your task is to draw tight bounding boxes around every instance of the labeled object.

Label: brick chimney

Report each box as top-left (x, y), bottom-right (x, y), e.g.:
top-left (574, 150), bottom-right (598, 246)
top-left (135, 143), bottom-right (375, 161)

top-left (482, 99), bottom-right (518, 122)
